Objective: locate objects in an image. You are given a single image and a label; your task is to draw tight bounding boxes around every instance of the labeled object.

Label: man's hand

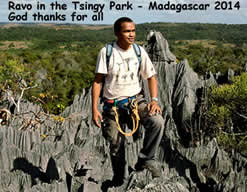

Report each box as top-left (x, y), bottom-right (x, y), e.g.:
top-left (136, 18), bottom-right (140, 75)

top-left (147, 101), bottom-right (161, 116)
top-left (92, 73), bottom-right (104, 128)
top-left (147, 75), bottom-right (161, 116)
top-left (92, 108), bottom-right (103, 128)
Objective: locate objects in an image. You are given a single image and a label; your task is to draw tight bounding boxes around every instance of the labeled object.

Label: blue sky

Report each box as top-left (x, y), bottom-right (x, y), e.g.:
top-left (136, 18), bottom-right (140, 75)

top-left (1, 0), bottom-right (247, 24)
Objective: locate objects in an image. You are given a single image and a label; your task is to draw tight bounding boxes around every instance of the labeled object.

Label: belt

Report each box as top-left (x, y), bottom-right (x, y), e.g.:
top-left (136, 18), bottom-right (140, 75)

top-left (104, 96), bottom-right (136, 107)
top-left (105, 96), bottom-right (140, 137)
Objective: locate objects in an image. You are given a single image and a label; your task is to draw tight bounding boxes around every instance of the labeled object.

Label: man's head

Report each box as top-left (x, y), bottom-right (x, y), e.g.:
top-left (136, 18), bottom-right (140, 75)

top-left (114, 17), bottom-right (136, 49)
top-left (114, 17), bottom-right (133, 33)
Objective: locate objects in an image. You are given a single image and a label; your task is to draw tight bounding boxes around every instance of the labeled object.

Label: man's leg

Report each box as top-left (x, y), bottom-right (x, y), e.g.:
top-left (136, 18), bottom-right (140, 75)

top-left (135, 101), bottom-right (165, 177)
top-left (102, 110), bottom-right (126, 186)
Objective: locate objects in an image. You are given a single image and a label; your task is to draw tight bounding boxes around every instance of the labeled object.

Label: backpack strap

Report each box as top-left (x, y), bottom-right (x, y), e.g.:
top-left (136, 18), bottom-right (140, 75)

top-left (106, 42), bottom-right (114, 68)
top-left (132, 43), bottom-right (141, 64)
top-left (132, 43), bottom-right (144, 97)
top-left (132, 43), bottom-right (142, 72)
top-left (100, 43), bottom-right (114, 103)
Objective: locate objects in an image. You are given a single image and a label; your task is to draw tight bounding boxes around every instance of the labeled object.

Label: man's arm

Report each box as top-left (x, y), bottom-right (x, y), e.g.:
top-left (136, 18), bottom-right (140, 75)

top-left (92, 73), bottom-right (105, 128)
top-left (147, 75), bottom-right (161, 116)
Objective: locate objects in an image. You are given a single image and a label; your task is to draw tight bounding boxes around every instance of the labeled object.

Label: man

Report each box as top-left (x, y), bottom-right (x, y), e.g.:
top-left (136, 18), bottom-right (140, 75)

top-left (92, 17), bottom-right (164, 185)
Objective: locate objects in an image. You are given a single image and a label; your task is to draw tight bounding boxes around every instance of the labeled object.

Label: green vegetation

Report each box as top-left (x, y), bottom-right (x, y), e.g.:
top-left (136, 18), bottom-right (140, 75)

top-left (138, 23), bottom-right (247, 45)
top-left (208, 73), bottom-right (247, 154)
top-left (1, 23), bottom-right (246, 44)
top-left (0, 41), bottom-right (103, 113)
top-left (171, 42), bottom-right (247, 75)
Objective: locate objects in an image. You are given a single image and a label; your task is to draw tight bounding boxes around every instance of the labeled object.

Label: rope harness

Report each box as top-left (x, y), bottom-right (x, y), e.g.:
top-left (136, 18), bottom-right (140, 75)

top-left (104, 97), bottom-right (140, 136)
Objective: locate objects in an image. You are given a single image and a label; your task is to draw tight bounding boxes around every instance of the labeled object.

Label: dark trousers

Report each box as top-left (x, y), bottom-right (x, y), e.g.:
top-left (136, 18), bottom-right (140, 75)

top-left (102, 95), bottom-right (164, 182)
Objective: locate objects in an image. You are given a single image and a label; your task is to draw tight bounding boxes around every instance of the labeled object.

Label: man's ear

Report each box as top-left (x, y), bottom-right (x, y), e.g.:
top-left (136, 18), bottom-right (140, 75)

top-left (114, 31), bottom-right (119, 37)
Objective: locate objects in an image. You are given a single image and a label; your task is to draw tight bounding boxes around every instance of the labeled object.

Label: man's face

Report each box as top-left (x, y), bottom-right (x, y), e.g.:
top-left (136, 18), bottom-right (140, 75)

top-left (115, 22), bottom-right (136, 46)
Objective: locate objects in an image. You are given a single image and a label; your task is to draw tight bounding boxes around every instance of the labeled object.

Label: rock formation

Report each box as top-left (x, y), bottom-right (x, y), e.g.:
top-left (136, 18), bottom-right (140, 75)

top-left (0, 31), bottom-right (246, 192)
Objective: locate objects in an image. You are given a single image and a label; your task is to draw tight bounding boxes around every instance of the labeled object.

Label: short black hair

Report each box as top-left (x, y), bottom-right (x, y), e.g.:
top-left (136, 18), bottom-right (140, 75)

top-left (114, 17), bottom-right (134, 33)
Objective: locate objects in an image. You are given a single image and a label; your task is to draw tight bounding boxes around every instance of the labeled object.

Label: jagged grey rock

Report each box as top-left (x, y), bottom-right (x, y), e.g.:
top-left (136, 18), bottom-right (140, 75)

top-left (244, 62), bottom-right (247, 72)
top-left (0, 31), bottom-right (246, 192)
top-left (214, 68), bottom-right (235, 84)
top-left (204, 71), bottom-right (217, 87)
top-left (35, 68), bottom-right (47, 85)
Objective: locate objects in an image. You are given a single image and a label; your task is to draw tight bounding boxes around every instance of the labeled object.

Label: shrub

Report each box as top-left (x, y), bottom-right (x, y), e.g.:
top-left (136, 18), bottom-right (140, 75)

top-left (208, 73), bottom-right (247, 154)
